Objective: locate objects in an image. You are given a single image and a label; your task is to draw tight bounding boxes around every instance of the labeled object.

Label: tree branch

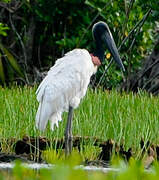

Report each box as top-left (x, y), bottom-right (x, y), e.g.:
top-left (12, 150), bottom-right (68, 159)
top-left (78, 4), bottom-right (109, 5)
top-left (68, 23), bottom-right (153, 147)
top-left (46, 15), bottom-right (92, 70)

top-left (118, 8), bottom-right (151, 51)
top-left (77, 1), bottom-right (111, 47)
top-left (9, 12), bottom-right (29, 83)
top-left (131, 58), bottom-right (159, 90)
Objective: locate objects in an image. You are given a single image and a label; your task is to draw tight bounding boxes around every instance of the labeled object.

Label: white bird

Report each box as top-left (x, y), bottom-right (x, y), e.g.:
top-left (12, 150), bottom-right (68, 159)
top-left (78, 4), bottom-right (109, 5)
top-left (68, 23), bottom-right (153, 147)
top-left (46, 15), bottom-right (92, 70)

top-left (35, 21), bottom-right (125, 155)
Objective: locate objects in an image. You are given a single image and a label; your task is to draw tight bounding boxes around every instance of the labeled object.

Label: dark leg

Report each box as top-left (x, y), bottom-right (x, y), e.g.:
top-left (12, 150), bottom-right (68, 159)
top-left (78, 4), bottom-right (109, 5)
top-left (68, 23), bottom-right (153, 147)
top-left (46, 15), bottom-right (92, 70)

top-left (65, 106), bottom-right (73, 156)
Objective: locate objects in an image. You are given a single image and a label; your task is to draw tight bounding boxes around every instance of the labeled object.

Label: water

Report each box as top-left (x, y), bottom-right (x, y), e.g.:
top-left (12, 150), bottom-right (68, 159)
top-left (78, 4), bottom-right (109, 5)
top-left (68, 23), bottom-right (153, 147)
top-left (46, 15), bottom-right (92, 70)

top-left (0, 162), bottom-right (119, 173)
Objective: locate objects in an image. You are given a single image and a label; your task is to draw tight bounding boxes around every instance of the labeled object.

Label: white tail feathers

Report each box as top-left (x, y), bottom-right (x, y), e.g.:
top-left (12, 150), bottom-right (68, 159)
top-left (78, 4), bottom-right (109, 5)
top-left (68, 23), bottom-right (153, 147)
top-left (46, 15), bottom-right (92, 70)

top-left (35, 92), bottom-right (63, 131)
top-left (50, 112), bottom-right (62, 130)
top-left (35, 93), bottom-right (53, 131)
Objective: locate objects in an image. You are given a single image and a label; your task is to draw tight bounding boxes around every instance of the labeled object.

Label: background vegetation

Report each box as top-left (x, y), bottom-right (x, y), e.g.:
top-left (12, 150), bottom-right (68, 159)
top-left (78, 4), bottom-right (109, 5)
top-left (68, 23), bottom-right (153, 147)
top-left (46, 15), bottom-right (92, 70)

top-left (0, 0), bottom-right (158, 88)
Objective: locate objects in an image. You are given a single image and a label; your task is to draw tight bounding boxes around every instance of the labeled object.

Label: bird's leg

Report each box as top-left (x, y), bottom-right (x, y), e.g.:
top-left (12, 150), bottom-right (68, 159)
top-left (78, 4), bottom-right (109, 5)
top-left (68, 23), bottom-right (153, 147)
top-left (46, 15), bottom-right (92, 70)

top-left (65, 106), bottom-right (74, 156)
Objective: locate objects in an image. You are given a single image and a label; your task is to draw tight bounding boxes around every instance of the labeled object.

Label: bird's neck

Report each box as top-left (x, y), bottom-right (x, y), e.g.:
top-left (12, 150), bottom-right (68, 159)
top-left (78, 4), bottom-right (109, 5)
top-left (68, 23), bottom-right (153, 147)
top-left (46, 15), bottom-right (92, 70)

top-left (90, 53), bottom-right (101, 66)
top-left (93, 40), bottom-right (105, 63)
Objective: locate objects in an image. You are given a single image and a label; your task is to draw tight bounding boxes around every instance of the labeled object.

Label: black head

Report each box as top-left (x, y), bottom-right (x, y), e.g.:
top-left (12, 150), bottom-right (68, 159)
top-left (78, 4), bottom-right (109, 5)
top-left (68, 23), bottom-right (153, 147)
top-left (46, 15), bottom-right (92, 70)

top-left (92, 21), bottom-right (110, 41)
top-left (92, 21), bottom-right (125, 71)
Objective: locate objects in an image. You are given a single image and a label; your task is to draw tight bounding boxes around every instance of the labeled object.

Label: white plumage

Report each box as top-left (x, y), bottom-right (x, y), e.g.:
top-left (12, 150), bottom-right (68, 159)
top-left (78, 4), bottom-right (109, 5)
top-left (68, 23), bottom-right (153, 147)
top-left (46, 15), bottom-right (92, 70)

top-left (36, 49), bottom-right (97, 131)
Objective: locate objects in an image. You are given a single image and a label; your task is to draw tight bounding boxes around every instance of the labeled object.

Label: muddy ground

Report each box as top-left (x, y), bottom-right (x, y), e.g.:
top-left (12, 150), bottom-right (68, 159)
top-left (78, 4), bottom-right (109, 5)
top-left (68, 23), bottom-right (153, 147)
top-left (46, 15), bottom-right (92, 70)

top-left (0, 136), bottom-right (158, 168)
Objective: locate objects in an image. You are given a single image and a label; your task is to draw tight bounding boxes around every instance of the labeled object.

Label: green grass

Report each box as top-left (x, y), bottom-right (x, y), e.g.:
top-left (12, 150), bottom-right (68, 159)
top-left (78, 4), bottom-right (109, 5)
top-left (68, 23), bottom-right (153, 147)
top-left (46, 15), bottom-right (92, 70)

top-left (0, 86), bottom-right (159, 157)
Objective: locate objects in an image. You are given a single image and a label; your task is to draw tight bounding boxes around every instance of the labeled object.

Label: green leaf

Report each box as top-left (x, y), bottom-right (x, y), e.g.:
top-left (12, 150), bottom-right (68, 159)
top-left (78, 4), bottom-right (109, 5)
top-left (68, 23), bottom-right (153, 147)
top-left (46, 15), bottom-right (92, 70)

top-left (0, 43), bottom-right (24, 78)
top-left (0, 23), bottom-right (9, 36)
top-left (0, 31), bottom-right (7, 36)
top-left (0, 53), bottom-right (5, 83)
top-left (1, 0), bottom-right (10, 3)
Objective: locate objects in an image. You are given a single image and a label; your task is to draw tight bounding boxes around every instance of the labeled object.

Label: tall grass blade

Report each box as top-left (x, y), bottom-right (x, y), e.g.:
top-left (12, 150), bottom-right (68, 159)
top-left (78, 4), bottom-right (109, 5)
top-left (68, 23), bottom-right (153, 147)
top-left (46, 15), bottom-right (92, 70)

top-left (0, 52), bottom-right (5, 83)
top-left (0, 43), bottom-right (24, 78)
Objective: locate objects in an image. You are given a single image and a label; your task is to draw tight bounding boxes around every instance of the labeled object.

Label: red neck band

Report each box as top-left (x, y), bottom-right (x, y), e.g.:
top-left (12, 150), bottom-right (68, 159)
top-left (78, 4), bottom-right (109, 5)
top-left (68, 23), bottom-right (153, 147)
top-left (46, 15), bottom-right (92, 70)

top-left (90, 53), bottom-right (101, 66)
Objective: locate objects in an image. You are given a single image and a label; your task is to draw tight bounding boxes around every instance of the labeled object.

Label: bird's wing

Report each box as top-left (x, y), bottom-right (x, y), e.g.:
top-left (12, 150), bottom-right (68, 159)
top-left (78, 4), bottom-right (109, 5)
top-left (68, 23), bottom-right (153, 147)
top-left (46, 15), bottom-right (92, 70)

top-left (36, 49), bottom-right (95, 131)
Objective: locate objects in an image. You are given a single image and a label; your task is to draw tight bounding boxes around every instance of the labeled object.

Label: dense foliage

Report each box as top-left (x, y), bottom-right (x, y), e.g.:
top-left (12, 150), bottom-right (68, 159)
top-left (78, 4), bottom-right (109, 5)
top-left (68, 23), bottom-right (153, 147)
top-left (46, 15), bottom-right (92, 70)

top-left (0, 0), bottom-right (158, 87)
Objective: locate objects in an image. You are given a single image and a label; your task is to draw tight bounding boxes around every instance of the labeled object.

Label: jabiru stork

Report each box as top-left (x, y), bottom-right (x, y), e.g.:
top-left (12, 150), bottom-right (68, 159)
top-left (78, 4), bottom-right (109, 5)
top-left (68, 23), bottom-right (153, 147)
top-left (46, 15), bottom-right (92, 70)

top-left (35, 21), bottom-right (125, 155)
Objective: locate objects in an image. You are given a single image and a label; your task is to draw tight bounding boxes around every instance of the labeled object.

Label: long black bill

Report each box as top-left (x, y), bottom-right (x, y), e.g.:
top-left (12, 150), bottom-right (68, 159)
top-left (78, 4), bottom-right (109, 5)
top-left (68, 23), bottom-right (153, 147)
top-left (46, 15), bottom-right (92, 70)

top-left (102, 30), bottom-right (125, 72)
